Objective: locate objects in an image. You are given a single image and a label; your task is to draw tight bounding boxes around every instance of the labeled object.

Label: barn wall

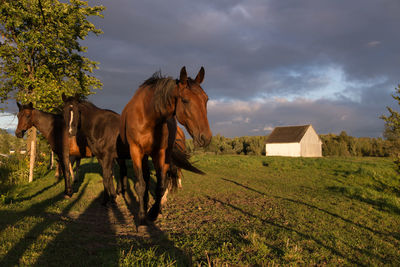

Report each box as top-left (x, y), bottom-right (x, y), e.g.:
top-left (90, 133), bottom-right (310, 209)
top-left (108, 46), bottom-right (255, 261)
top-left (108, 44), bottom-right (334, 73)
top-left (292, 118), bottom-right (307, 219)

top-left (300, 127), bottom-right (322, 157)
top-left (265, 143), bottom-right (301, 157)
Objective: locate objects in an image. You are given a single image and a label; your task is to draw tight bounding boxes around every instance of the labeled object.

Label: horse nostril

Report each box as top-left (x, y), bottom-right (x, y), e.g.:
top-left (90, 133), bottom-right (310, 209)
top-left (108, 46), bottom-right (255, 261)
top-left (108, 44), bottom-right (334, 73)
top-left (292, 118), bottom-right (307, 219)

top-left (200, 134), bottom-right (211, 147)
top-left (15, 130), bottom-right (22, 138)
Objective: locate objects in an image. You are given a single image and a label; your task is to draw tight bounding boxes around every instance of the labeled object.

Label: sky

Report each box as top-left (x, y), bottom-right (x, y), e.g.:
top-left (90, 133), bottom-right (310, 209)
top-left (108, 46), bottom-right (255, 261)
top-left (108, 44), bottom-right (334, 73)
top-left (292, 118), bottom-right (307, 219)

top-left (1, 0), bottom-right (400, 137)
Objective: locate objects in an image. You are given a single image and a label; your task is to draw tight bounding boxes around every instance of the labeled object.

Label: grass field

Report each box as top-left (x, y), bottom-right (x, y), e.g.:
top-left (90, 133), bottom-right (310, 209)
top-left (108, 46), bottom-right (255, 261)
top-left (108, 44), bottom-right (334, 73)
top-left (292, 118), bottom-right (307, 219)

top-left (0, 155), bottom-right (399, 266)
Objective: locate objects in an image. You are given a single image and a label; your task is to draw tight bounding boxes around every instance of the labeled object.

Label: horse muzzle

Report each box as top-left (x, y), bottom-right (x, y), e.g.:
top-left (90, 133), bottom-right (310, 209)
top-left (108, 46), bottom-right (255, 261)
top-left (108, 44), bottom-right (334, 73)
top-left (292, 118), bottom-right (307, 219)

top-left (15, 130), bottom-right (25, 138)
top-left (194, 133), bottom-right (212, 147)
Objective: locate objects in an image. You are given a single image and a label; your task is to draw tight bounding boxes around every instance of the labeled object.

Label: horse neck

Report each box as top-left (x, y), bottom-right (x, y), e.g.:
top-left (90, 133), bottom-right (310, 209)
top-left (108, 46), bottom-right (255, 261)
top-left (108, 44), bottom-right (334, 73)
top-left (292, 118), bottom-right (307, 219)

top-left (153, 98), bottom-right (177, 124)
top-left (77, 102), bottom-right (96, 134)
top-left (141, 83), bottom-right (178, 122)
top-left (31, 110), bottom-right (57, 140)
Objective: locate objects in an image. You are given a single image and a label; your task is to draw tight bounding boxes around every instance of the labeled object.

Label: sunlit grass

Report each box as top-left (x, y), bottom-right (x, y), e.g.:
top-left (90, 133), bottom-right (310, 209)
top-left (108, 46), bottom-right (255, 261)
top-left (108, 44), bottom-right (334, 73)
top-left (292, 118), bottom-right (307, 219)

top-left (0, 155), bottom-right (399, 266)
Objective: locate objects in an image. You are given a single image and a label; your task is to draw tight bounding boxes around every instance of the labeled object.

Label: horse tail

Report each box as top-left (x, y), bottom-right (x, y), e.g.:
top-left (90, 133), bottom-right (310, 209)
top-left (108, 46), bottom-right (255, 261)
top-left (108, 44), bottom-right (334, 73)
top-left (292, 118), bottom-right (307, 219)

top-left (170, 144), bottom-right (205, 175)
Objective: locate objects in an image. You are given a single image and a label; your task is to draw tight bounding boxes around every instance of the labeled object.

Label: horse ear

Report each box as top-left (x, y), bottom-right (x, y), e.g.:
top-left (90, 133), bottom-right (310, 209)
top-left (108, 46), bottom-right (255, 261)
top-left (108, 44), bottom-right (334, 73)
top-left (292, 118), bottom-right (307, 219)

top-left (17, 102), bottom-right (22, 111)
top-left (74, 93), bottom-right (80, 100)
top-left (28, 102), bottom-right (33, 109)
top-left (179, 66), bottom-right (187, 85)
top-left (195, 67), bottom-right (205, 84)
top-left (62, 93), bottom-right (67, 102)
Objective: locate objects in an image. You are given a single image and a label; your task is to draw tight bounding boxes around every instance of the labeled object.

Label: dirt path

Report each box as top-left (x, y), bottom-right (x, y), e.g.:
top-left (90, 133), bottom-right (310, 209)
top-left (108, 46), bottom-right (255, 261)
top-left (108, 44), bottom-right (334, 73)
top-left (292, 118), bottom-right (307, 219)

top-left (65, 189), bottom-right (165, 240)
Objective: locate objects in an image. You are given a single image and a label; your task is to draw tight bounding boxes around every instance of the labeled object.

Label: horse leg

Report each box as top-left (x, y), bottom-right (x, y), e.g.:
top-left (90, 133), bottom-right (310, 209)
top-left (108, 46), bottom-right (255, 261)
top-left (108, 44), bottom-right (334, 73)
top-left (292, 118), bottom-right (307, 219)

top-left (148, 150), bottom-right (169, 221)
top-left (161, 166), bottom-right (173, 205)
top-left (161, 187), bottom-right (169, 206)
top-left (99, 157), bottom-right (117, 205)
top-left (178, 168), bottom-right (183, 188)
top-left (129, 145), bottom-right (147, 225)
top-left (74, 157), bottom-right (81, 181)
top-left (59, 153), bottom-right (72, 197)
top-left (69, 156), bottom-right (75, 183)
top-left (116, 159), bottom-right (127, 195)
top-left (142, 155), bottom-right (150, 212)
top-left (55, 161), bottom-right (61, 180)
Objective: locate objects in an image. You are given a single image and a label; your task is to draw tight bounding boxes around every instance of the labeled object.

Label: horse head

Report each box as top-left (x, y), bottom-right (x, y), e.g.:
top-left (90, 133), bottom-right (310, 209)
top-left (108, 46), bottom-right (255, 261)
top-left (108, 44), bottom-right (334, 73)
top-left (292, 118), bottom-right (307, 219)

top-left (62, 93), bottom-right (80, 137)
top-left (175, 67), bottom-right (212, 147)
top-left (15, 102), bottom-right (34, 138)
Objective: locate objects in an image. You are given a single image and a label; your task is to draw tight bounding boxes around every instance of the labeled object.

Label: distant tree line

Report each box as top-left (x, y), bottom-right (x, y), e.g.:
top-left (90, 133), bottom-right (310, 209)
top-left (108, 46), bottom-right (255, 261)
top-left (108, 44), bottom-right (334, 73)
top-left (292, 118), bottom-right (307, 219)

top-left (1, 127), bottom-right (394, 158)
top-left (321, 131), bottom-right (392, 157)
top-left (186, 131), bottom-right (394, 157)
top-left (186, 134), bottom-right (268, 156)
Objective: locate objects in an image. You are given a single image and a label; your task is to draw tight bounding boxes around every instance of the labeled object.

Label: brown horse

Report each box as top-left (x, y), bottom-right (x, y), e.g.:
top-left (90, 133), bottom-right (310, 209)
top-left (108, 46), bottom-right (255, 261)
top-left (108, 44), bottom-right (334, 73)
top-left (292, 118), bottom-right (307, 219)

top-left (15, 102), bottom-right (91, 196)
top-left (120, 66), bottom-right (212, 225)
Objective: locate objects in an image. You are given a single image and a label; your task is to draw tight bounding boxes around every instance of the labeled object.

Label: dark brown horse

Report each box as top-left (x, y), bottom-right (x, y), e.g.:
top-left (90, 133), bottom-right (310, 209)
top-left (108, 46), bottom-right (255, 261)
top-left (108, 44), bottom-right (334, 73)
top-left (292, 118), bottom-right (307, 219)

top-left (62, 94), bottom-right (130, 205)
top-left (120, 66), bottom-right (212, 225)
top-left (15, 102), bottom-right (91, 197)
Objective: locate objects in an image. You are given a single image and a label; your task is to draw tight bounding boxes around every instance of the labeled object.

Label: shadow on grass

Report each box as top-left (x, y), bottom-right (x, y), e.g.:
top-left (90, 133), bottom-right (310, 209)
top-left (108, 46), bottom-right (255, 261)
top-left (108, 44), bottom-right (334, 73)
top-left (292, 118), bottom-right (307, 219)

top-left (333, 167), bottom-right (400, 198)
top-left (221, 178), bottom-right (398, 239)
top-left (327, 185), bottom-right (400, 215)
top-left (206, 195), bottom-right (371, 266)
top-left (11, 180), bottom-right (60, 204)
top-left (75, 160), bottom-right (102, 181)
top-left (220, 177), bottom-right (399, 263)
top-left (0, 182), bottom-right (89, 267)
top-left (121, 180), bottom-right (191, 265)
top-left (369, 175), bottom-right (400, 198)
top-left (32, 191), bottom-right (121, 266)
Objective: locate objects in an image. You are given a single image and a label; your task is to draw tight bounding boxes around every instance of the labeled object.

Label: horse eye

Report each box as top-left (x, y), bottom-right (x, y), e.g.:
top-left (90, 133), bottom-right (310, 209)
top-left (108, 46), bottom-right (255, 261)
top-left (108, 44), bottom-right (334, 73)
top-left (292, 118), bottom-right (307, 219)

top-left (182, 98), bottom-right (189, 104)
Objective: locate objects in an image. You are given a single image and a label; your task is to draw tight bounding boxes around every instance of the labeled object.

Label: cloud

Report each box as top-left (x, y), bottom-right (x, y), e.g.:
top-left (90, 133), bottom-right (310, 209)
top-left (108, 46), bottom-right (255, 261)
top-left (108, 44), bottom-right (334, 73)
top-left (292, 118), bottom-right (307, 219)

top-left (208, 97), bottom-right (387, 137)
top-left (367, 41), bottom-right (382, 48)
top-left (0, 112), bottom-right (18, 131)
top-left (2, 0), bottom-right (400, 139)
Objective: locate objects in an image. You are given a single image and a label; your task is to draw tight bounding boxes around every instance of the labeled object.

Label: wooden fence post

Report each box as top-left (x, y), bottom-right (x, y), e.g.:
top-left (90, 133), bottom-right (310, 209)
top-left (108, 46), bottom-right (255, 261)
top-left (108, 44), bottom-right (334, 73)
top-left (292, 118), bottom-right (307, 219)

top-left (27, 127), bottom-right (37, 183)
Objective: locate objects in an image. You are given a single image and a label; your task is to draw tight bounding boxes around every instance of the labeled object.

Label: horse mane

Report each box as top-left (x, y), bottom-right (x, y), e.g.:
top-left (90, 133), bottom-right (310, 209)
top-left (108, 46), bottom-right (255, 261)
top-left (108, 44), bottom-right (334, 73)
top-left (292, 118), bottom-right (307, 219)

top-left (142, 71), bottom-right (177, 115)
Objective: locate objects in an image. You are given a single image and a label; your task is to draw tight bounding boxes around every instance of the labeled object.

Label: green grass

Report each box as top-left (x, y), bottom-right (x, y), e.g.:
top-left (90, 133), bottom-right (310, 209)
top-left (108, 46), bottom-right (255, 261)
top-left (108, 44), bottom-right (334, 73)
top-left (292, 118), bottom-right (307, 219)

top-left (0, 155), bottom-right (399, 266)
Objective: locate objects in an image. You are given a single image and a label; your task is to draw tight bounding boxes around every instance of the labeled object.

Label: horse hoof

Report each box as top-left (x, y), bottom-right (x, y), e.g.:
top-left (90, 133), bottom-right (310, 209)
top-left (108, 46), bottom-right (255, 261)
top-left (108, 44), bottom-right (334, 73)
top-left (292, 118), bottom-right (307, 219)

top-left (147, 207), bottom-right (159, 222)
top-left (65, 190), bottom-right (73, 198)
top-left (64, 194), bottom-right (71, 199)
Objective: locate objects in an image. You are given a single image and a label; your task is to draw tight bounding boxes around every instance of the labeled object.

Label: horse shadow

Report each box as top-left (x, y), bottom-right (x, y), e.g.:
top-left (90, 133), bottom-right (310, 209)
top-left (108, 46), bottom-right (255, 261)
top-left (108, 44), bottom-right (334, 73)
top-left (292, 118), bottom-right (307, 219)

top-left (76, 158), bottom-right (189, 264)
top-left (31, 188), bottom-right (122, 266)
top-left (120, 176), bottom-right (191, 265)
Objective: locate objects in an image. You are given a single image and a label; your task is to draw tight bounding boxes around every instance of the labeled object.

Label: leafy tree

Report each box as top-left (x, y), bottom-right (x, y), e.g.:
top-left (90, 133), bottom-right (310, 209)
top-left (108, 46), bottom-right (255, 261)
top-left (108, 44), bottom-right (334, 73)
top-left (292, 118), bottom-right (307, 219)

top-left (0, 0), bottom-right (104, 181)
top-left (381, 85), bottom-right (400, 141)
top-left (0, 0), bottom-right (104, 112)
top-left (381, 85), bottom-right (400, 159)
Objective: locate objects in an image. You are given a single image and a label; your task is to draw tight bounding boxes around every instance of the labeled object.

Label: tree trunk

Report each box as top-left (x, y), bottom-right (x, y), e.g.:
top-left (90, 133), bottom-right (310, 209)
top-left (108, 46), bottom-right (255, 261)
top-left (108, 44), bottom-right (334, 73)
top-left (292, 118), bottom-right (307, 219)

top-left (27, 127), bottom-right (37, 183)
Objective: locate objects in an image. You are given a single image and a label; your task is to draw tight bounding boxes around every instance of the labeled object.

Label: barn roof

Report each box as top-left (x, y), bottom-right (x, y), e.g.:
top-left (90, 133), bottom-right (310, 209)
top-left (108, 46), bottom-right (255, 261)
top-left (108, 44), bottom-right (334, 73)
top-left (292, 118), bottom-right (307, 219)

top-left (266, 125), bottom-right (311, 143)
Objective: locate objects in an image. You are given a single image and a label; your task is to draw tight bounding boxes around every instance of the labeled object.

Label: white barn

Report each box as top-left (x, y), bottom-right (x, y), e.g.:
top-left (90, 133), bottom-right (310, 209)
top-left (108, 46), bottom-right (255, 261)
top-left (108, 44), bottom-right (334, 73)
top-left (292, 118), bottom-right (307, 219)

top-left (265, 125), bottom-right (322, 157)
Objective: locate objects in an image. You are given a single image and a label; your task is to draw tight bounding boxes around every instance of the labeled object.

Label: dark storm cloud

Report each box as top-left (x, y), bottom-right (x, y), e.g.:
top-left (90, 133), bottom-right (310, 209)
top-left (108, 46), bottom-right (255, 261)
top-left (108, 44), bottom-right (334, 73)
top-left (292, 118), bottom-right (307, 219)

top-left (1, 0), bottom-right (399, 137)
